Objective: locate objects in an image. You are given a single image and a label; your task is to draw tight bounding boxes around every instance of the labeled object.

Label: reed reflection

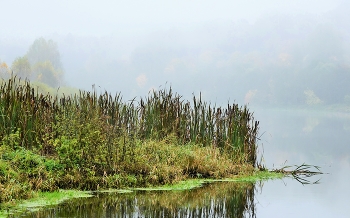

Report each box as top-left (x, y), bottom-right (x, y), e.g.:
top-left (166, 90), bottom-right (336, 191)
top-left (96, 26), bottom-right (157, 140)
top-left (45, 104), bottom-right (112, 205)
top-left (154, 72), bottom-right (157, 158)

top-left (17, 181), bottom-right (256, 218)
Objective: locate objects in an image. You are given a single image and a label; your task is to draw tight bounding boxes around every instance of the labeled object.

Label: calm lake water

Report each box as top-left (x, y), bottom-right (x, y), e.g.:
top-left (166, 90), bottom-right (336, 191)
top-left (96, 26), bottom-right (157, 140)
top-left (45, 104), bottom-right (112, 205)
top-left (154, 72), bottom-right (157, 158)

top-left (253, 107), bottom-right (350, 218)
top-left (14, 107), bottom-right (350, 218)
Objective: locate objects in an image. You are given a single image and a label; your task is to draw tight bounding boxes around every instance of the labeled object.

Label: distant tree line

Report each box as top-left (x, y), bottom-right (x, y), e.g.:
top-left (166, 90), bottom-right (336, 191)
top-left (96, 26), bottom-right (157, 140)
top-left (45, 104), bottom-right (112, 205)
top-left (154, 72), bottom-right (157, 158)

top-left (1, 37), bottom-right (64, 87)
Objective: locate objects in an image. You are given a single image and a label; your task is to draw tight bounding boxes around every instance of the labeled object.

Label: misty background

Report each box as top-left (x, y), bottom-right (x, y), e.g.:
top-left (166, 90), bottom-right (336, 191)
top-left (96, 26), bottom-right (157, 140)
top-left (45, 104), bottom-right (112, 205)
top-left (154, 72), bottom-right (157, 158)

top-left (1, 2), bottom-right (350, 216)
top-left (1, 0), bottom-right (350, 166)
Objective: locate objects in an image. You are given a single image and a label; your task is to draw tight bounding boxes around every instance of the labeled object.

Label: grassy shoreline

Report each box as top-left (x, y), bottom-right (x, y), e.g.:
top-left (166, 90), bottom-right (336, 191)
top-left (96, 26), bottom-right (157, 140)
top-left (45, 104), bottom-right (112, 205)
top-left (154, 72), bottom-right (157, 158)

top-left (0, 76), bottom-right (261, 216)
top-left (0, 170), bottom-right (282, 217)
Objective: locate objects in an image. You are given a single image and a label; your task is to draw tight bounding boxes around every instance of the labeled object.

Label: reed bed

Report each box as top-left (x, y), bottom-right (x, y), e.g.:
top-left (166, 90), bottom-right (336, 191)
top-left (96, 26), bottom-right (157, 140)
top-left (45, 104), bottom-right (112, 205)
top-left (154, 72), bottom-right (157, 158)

top-left (0, 76), bottom-right (259, 193)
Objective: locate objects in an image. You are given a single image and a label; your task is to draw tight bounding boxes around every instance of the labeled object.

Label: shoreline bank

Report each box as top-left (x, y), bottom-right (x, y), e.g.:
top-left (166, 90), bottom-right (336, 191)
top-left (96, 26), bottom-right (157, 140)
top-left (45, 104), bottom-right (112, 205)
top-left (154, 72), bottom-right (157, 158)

top-left (0, 170), bottom-right (282, 217)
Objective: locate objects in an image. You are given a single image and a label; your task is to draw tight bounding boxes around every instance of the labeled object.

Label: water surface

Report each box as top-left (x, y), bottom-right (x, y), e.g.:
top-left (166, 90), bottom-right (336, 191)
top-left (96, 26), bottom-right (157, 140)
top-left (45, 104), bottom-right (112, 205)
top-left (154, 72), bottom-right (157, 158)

top-left (14, 108), bottom-right (350, 217)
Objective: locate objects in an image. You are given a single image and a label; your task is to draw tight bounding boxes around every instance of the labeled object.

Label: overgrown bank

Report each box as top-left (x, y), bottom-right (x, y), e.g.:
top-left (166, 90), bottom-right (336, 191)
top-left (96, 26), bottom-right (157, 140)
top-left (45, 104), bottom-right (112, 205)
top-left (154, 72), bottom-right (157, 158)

top-left (0, 77), bottom-right (259, 205)
top-left (1, 170), bottom-right (283, 217)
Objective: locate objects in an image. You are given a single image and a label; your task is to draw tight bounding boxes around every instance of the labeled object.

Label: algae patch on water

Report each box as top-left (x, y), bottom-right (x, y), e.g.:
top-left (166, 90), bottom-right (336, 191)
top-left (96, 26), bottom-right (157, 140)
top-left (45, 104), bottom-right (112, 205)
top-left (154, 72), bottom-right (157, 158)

top-left (18, 190), bottom-right (93, 210)
top-left (0, 190), bottom-right (93, 217)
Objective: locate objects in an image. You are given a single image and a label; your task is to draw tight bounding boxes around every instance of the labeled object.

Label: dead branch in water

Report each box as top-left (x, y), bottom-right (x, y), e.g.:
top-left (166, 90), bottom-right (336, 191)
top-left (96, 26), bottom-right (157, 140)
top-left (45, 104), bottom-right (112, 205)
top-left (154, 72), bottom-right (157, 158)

top-left (271, 163), bottom-right (323, 185)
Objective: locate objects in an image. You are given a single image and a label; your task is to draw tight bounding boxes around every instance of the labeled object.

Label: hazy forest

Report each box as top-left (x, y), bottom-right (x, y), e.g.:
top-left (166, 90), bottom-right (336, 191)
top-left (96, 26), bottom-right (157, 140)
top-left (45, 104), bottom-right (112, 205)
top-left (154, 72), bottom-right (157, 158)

top-left (1, 2), bottom-right (349, 108)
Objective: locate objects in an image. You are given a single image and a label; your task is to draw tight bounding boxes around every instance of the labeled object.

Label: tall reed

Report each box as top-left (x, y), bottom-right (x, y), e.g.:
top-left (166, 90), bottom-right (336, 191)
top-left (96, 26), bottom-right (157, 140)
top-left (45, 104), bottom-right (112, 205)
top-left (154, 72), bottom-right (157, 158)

top-left (0, 77), bottom-right (259, 176)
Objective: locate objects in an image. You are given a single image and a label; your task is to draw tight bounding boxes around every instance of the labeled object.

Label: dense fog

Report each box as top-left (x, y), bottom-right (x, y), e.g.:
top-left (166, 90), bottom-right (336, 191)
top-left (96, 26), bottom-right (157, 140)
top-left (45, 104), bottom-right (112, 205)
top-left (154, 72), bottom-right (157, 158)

top-left (1, 4), bottom-right (349, 217)
top-left (1, 0), bottom-right (349, 106)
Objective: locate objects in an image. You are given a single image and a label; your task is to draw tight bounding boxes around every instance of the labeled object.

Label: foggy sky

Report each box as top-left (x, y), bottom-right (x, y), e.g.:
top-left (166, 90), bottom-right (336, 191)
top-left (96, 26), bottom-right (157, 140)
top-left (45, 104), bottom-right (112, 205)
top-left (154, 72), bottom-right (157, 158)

top-left (2, 0), bottom-right (341, 37)
top-left (1, 0), bottom-right (349, 105)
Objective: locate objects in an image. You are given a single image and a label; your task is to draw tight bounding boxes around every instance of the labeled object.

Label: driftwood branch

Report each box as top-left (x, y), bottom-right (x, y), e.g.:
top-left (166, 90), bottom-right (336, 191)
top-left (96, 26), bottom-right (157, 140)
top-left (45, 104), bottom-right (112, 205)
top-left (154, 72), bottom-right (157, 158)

top-left (270, 163), bottom-right (323, 185)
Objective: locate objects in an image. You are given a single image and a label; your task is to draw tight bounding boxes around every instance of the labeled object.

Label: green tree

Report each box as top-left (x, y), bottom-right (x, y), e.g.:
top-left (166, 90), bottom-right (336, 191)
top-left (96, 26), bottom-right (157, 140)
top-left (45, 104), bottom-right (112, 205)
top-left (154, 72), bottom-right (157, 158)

top-left (11, 56), bottom-right (32, 79)
top-left (33, 61), bottom-right (62, 87)
top-left (26, 37), bottom-right (64, 87)
top-left (26, 37), bottom-right (63, 69)
top-left (0, 60), bottom-right (11, 80)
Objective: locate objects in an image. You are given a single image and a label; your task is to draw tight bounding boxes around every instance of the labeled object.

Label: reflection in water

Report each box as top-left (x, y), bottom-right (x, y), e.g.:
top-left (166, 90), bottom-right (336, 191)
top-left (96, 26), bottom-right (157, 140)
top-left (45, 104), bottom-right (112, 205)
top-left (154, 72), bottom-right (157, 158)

top-left (15, 182), bottom-right (256, 218)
